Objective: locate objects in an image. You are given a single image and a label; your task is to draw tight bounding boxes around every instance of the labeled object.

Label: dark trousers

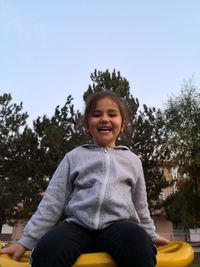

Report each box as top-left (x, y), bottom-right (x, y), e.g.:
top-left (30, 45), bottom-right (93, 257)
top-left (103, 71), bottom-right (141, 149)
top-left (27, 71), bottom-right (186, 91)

top-left (31, 221), bottom-right (157, 267)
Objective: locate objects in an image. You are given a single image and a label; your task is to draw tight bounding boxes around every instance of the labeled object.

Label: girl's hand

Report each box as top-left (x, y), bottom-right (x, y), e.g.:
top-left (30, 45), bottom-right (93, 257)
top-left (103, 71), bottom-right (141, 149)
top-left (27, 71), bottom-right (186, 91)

top-left (0, 242), bottom-right (27, 261)
top-left (154, 235), bottom-right (170, 246)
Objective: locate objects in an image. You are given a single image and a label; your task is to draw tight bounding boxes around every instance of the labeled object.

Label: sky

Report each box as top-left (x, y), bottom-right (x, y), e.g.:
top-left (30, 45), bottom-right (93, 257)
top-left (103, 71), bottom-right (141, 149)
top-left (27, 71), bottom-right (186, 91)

top-left (0, 0), bottom-right (200, 125)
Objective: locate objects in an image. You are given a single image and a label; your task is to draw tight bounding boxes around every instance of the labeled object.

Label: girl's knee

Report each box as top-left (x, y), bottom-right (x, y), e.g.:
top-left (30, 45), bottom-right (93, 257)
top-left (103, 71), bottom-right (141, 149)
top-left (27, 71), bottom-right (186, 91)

top-left (106, 221), bottom-right (157, 267)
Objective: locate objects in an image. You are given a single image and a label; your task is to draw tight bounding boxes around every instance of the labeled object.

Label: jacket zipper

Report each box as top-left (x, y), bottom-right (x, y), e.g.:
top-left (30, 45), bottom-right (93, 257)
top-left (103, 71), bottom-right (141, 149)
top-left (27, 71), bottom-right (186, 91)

top-left (94, 148), bottom-right (110, 229)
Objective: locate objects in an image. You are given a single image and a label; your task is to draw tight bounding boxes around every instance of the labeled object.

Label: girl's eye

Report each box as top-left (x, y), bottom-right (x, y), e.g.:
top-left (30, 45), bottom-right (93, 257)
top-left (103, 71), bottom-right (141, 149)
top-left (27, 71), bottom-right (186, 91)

top-left (108, 112), bottom-right (118, 117)
top-left (91, 110), bottom-right (119, 117)
top-left (109, 112), bottom-right (118, 117)
top-left (92, 112), bottom-right (101, 117)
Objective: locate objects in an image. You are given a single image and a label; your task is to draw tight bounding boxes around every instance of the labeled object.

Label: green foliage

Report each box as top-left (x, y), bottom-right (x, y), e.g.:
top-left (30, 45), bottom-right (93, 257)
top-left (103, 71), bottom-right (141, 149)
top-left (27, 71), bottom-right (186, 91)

top-left (0, 94), bottom-right (81, 227)
top-left (33, 95), bottom-right (81, 176)
top-left (0, 93), bottom-right (29, 228)
top-left (164, 179), bottom-right (200, 228)
top-left (0, 93), bottom-right (28, 138)
top-left (132, 105), bottom-right (170, 211)
top-left (164, 80), bottom-right (200, 227)
top-left (0, 93), bottom-right (28, 173)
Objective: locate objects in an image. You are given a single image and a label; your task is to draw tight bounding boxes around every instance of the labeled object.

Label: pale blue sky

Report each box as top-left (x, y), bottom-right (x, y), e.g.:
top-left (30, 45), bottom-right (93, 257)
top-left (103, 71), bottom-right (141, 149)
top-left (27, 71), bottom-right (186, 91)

top-left (0, 0), bottom-right (200, 125)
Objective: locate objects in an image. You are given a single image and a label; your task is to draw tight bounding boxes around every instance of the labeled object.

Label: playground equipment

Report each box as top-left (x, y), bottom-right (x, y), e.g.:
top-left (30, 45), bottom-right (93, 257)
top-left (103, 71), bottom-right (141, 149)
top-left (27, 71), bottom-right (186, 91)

top-left (0, 240), bottom-right (194, 267)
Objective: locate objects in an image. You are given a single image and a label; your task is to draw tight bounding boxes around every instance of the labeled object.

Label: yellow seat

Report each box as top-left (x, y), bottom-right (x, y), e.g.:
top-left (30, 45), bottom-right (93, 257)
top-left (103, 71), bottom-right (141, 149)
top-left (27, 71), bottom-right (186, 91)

top-left (156, 241), bottom-right (194, 267)
top-left (0, 240), bottom-right (194, 267)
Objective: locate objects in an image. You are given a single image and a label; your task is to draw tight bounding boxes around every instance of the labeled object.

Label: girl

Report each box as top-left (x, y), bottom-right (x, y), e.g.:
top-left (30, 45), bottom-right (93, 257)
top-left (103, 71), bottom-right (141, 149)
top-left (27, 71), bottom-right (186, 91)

top-left (0, 91), bottom-right (169, 267)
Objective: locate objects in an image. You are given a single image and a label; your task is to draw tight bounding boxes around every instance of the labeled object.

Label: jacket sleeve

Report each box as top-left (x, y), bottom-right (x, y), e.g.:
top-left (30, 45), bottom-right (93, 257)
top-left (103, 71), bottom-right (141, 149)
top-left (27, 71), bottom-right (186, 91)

top-left (18, 154), bottom-right (72, 249)
top-left (131, 159), bottom-right (159, 241)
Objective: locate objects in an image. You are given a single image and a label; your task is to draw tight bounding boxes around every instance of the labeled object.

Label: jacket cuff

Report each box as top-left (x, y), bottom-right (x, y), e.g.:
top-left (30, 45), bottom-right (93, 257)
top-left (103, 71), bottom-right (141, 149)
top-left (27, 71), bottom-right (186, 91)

top-left (18, 235), bottom-right (38, 250)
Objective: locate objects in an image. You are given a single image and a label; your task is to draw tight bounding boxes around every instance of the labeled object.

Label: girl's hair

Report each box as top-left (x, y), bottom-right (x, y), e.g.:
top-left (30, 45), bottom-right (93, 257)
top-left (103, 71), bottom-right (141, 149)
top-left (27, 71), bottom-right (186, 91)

top-left (83, 91), bottom-right (130, 131)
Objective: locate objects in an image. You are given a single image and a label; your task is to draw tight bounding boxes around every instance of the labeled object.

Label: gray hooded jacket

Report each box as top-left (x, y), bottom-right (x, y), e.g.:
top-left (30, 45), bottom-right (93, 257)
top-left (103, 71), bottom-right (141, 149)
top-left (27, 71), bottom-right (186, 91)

top-left (19, 144), bottom-right (158, 249)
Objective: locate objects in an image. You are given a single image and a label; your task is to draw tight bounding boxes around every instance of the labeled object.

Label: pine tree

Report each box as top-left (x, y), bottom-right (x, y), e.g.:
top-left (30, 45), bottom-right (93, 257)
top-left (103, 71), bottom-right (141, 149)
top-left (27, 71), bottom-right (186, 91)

top-left (0, 93), bottom-right (29, 229)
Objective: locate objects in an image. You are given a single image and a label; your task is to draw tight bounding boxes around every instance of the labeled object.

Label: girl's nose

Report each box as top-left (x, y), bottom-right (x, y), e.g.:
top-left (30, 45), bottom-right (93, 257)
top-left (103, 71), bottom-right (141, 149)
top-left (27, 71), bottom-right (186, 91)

top-left (100, 114), bottom-right (109, 122)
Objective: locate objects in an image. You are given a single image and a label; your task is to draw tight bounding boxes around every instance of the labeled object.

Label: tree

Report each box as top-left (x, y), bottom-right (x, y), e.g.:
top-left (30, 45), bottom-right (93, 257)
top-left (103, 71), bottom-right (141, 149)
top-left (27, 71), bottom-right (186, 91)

top-left (33, 95), bottom-right (81, 178)
top-left (0, 94), bottom-right (82, 228)
top-left (164, 80), bottom-right (200, 228)
top-left (132, 105), bottom-right (170, 213)
top-left (164, 179), bottom-right (200, 228)
top-left (84, 69), bottom-right (139, 118)
top-left (83, 69), bottom-right (169, 213)
top-left (3, 126), bottom-right (44, 220)
top-left (0, 94), bottom-right (28, 167)
top-left (0, 93), bottom-right (29, 230)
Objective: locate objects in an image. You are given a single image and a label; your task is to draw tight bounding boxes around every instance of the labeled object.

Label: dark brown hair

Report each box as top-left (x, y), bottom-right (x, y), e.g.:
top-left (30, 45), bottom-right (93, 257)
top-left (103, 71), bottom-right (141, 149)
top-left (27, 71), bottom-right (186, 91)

top-left (83, 91), bottom-right (130, 132)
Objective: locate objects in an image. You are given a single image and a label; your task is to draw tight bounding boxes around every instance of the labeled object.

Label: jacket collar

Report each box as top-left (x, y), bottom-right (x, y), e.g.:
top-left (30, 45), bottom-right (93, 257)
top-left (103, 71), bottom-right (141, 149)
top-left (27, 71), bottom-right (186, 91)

top-left (81, 144), bottom-right (130, 151)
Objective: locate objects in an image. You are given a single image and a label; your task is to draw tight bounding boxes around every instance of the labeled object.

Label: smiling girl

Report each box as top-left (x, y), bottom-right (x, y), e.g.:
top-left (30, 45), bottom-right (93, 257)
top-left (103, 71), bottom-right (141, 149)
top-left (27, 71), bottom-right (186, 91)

top-left (0, 91), bottom-right (169, 267)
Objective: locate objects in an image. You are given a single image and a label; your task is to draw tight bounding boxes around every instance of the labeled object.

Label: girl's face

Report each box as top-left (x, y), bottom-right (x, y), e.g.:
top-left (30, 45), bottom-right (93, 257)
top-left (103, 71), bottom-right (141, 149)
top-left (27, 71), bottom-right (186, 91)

top-left (88, 97), bottom-right (124, 148)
